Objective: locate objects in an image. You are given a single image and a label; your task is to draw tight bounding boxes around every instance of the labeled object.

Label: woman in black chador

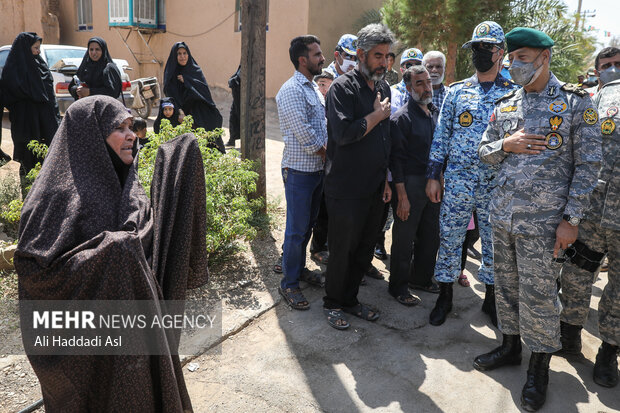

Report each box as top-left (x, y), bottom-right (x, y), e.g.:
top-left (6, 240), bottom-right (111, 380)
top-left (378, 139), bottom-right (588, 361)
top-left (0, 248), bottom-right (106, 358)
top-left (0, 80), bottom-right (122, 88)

top-left (0, 32), bottom-right (60, 174)
top-left (163, 42), bottom-right (225, 153)
top-left (69, 37), bottom-right (122, 100)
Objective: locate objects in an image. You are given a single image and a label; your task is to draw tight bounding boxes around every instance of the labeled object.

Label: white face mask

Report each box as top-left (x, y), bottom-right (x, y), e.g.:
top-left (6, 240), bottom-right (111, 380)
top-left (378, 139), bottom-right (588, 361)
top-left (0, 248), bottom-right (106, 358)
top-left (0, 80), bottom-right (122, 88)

top-left (339, 57), bottom-right (356, 72)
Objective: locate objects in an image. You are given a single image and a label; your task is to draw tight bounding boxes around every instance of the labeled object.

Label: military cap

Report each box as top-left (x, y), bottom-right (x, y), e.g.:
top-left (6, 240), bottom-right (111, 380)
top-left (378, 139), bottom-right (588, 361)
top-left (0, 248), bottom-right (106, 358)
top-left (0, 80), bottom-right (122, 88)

top-left (336, 34), bottom-right (357, 56)
top-left (462, 21), bottom-right (505, 48)
top-left (505, 27), bottom-right (554, 53)
top-left (400, 48), bottom-right (424, 65)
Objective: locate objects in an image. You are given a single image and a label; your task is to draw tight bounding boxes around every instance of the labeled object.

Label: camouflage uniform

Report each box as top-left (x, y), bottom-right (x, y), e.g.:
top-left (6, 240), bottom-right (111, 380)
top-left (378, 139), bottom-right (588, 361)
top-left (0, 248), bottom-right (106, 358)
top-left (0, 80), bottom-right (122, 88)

top-left (560, 79), bottom-right (620, 346)
top-left (426, 74), bottom-right (517, 285)
top-left (478, 73), bottom-right (602, 352)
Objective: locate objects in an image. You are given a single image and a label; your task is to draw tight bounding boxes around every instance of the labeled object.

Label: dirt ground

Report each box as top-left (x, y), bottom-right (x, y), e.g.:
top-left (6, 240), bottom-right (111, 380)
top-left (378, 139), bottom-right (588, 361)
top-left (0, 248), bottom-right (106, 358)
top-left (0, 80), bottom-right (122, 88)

top-left (1, 89), bottom-right (618, 413)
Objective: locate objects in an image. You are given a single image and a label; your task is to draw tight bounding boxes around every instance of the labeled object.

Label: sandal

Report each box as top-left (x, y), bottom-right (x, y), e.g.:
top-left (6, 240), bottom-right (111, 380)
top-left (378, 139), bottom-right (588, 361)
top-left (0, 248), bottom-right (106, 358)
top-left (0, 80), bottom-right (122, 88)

top-left (408, 282), bottom-right (440, 294)
top-left (324, 308), bottom-right (350, 330)
top-left (278, 287), bottom-right (310, 310)
top-left (365, 265), bottom-right (384, 280)
top-left (458, 272), bottom-right (470, 287)
top-left (300, 268), bottom-right (325, 287)
top-left (395, 293), bottom-right (421, 307)
top-left (273, 255), bottom-right (283, 274)
top-left (343, 303), bottom-right (379, 321)
top-left (311, 251), bottom-right (329, 265)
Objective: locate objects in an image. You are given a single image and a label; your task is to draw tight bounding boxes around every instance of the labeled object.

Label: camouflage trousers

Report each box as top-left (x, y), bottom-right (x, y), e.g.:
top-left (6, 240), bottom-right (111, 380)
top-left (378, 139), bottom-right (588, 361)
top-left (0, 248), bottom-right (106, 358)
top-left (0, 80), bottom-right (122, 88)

top-left (560, 219), bottom-right (620, 346)
top-left (493, 227), bottom-right (563, 353)
top-left (434, 174), bottom-right (494, 284)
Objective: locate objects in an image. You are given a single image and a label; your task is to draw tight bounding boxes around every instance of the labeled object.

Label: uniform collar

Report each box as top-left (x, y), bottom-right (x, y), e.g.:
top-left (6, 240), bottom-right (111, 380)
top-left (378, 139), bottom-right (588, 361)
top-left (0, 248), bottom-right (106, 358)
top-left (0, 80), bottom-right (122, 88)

top-left (464, 73), bottom-right (513, 89)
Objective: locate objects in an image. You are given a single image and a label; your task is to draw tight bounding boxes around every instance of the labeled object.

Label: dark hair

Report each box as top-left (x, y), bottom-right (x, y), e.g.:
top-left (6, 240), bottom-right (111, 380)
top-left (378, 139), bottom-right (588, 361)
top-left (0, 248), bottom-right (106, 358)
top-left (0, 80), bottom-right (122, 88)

top-left (289, 35), bottom-right (320, 70)
top-left (387, 52), bottom-right (396, 59)
top-left (314, 70), bottom-right (334, 82)
top-left (132, 118), bottom-right (147, 131)
top-left (402, 65), bottom-right (428, 86)
top-left (595, 47), bottom-right (620, 70)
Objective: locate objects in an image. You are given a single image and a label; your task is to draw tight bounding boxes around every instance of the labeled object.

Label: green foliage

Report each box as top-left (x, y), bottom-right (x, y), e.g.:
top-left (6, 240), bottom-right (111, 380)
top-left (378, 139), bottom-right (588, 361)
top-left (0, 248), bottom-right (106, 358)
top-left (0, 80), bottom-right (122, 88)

top-left (138, 116), bottom-right (262, 258)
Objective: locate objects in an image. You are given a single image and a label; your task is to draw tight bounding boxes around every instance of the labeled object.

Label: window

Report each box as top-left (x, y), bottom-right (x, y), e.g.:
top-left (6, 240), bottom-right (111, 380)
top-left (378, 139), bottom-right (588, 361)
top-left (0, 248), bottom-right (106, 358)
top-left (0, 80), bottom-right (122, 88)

top-left (76, 0), bottom-right (93, 31)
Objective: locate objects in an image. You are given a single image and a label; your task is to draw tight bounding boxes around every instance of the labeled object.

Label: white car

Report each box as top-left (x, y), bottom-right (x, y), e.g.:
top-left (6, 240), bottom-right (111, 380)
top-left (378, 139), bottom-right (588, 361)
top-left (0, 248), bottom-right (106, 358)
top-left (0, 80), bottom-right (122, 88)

top-left (0, 44), bottom-right (133, 114)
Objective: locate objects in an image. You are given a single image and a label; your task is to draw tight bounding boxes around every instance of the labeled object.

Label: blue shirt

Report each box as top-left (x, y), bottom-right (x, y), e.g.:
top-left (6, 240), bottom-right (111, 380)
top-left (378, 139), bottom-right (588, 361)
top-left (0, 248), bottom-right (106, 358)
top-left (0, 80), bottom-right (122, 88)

top-left (390, 80), bottom-right (409, 113)
top-left (432, 83), bottom-right (446, 111)
top-left (276, 71), bottom-right (328, 172)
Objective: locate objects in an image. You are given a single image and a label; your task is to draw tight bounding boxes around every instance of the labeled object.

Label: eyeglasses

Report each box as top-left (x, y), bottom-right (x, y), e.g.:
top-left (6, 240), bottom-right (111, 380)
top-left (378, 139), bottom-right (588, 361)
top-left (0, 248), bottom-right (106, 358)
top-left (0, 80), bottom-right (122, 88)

top-left (403, 60), bottom-right (421, 69)
top-left (472, 43), bottom-right (499, 52)
top-left (338, 50), bottom-right (357, 61)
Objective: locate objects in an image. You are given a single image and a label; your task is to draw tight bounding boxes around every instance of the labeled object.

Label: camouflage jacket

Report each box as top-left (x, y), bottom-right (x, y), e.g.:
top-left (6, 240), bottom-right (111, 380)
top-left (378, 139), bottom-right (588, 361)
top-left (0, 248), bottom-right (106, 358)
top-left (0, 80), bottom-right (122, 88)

top-left (591, 79), bottom-right (620, 231)
top-left (478, 72), bottom-right (602, 236)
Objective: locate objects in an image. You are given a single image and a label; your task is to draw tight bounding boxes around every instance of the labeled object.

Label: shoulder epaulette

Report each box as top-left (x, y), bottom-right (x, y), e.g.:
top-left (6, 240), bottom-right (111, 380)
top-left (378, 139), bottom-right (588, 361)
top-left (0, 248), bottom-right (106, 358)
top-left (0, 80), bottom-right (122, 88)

top-left (495, 88), bottom-right (518, 104)
top-left (561, 83), bottom-right (588, 97)
top-left (449, 80), bottom-right (465, 87)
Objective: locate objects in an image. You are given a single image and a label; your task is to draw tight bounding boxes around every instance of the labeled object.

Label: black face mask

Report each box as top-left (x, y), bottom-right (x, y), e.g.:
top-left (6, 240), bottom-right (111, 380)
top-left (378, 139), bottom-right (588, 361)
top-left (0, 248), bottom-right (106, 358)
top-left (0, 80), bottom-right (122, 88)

top-left (472, 48), bottom-right (496, 73)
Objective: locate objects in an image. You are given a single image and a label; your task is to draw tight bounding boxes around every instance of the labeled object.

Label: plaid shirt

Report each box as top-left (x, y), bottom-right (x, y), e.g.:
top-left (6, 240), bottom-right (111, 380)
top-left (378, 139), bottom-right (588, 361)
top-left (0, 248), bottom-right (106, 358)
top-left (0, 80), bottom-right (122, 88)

top-left (276, 71), bottom-right (327, 172)
top-left (432, 83), bottom-right (446, 111)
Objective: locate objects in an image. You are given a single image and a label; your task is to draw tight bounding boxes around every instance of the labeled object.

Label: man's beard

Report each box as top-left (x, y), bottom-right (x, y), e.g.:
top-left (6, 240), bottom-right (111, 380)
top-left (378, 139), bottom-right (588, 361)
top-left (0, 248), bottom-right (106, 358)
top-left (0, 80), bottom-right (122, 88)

top-left (359, 60), bottom-right (386, 81)
top-left (411, 89), bottom-right (432, 105)
top-left (309, 62), bottom-right (323, 76)
top-left (430, 73), bottom-right (444, 85)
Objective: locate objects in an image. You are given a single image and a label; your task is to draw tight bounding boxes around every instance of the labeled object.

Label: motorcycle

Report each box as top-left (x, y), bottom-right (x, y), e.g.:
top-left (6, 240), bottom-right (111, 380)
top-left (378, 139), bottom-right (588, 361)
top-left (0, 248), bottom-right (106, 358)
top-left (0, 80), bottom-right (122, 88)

top-left (130, 77), bottom-right (160, 120)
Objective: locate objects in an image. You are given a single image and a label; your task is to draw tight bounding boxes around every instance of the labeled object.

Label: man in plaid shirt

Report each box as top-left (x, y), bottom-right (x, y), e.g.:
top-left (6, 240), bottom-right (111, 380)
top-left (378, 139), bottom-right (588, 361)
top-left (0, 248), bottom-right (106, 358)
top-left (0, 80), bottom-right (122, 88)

top-left (276, 35), bottom-right (328, 310)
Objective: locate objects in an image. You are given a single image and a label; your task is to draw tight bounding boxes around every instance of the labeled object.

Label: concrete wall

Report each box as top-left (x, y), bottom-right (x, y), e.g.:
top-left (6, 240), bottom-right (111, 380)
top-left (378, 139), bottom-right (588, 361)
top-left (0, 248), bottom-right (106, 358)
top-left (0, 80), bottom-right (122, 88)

top-left (307, 0), bottom-right (383, 62)
top-left (57, 0), bottom-right (310, 97)
top-left (0, 0), bottom-right (60, 47)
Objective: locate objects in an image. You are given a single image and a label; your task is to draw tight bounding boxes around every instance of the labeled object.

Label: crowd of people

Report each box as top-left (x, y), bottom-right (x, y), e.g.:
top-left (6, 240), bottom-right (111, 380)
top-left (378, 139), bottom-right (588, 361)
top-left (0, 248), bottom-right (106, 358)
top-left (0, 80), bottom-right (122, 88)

top-left (275, 22), bottom-right (619, 412)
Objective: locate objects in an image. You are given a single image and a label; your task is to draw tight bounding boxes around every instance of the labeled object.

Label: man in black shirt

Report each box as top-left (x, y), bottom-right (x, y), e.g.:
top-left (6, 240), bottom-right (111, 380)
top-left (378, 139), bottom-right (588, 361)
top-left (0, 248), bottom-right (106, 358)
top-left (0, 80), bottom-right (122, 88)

top-left (389, 65), bottom-right (440, 305)
top-left (323, 23), bottom-right (394, 330)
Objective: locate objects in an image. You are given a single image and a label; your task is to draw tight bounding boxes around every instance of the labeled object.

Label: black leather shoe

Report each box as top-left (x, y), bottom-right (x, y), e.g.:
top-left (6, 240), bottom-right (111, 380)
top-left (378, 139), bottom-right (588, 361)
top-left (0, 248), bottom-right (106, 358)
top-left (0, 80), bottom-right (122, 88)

top-left (473, 334), bottom-right (522, 371)
top-left (593, 342), bottom-right (619, 388)
top-left (429, 282), bottom-right (453, 326)
top-left (558, 321), bottom-right (582, 355)
top-left (521, 352), bottom-right (551, 412)
top-left (374, 243), bottom-right (388, 260)
top-left (481, 284), bottom-right (498, 327)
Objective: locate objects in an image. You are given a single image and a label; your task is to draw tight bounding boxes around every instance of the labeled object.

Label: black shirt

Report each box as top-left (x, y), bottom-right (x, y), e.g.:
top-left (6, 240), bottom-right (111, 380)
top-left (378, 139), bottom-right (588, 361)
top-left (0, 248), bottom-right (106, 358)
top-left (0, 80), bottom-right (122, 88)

top-left (325, 69), bottom-right (391, 199)
top-left (390, 99), bottom-right (438, 183)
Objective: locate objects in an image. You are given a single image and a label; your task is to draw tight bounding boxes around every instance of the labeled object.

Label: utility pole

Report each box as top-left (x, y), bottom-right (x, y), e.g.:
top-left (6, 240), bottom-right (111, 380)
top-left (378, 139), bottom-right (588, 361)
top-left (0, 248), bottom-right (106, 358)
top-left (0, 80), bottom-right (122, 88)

top-left (240, 0), bottom-right (267, 209)
top-left (575, 0), bottom-right (583, 28)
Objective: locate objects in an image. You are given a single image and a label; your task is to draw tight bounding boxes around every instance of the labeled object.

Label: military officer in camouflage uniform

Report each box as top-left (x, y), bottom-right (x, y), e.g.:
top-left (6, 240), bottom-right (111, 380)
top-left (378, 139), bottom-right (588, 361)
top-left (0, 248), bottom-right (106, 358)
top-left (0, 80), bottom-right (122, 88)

top-left (473, 28), bottom-right (601, 412)
top-left (425, 21), bottom-right (517, 327)
top-left (558, 73), bottom-right (620, 388)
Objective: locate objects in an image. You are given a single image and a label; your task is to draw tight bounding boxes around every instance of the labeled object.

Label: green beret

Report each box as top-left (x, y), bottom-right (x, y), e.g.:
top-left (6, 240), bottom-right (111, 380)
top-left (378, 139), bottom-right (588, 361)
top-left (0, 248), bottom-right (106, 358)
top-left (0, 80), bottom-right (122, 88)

top-left (505, 27), bottom-right (554, 53)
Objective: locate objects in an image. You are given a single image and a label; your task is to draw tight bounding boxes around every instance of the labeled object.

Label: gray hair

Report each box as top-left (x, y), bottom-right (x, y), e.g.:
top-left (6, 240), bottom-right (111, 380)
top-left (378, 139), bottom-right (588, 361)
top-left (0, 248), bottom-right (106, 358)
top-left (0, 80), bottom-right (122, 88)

top-left (422, 51), bottom-right (446, 67)
top-left (356, 24), bottom-right (395, 53)
top-left (402, 65), bottom-right (428, 86)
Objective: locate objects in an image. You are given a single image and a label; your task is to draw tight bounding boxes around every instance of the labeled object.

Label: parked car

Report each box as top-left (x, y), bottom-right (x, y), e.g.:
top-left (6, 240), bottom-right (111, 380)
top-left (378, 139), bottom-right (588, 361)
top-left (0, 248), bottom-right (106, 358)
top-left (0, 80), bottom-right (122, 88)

top-left (0, 44), bottom-right (133, 114)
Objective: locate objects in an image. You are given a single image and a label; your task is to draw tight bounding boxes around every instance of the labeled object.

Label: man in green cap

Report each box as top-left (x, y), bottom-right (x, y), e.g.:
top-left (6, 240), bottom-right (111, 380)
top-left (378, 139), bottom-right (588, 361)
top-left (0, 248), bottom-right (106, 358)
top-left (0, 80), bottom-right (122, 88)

top-left (474, 27), bottom-right (602, 412)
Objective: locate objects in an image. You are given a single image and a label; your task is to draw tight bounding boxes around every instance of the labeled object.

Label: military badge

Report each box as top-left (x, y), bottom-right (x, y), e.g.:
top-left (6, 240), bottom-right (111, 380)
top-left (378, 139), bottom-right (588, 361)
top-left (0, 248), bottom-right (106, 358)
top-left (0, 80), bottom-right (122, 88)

top-left (503, 132), bottom-right (511, 139)
top-left (549, 116), bottom-right (563, 131)
top-left (502, 120), bottom-right (512, 133)
top-left (465, 81), bottom-right (473, 87)
top-left (503, 81), bottom-right (510, 87)
top-left (607, 106), bottom-right (618, 117)
top-left (601, 118), bottom-right (616, 135)
top-left (583, 108), bottom-right (598, 125)
top-left (459, 111), bottom-right (473, 127)
top-left (489, 112), bottom-right (496, 122)
top-left (545, 132), bottom-right (563, 150)
top-left (476, 23), bottom-right (490, 37)
top-left (500, 105), bottom-right (518, 113)
top-left (548, 100), bottom-right (567, 114)
top-left (547, 86), bottom-right (556, 96)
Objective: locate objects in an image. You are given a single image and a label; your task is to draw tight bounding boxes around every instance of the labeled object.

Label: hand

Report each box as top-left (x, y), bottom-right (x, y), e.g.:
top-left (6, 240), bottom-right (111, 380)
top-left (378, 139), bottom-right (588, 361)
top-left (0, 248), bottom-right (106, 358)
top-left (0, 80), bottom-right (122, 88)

top-left (553, 219), bottom-right (579, 258)
top-left (502, 128), bottom-right (547, 154)
top-left (426, 179), bottom-right (443, 203)
top-left (177, 74), bottom-right (184, 83)
top-left (382, 181), bottom-right (392, 203)
top-left (76, 86), bottom-right (90, 98)
top-left (396, 197), bottom-right (410, 221)
top-left (178, 109), bottom-right (185, 123)
top-left (373, 92), bottom-right (391, 120)
top-left (316, 146), bottom-right (326, 162)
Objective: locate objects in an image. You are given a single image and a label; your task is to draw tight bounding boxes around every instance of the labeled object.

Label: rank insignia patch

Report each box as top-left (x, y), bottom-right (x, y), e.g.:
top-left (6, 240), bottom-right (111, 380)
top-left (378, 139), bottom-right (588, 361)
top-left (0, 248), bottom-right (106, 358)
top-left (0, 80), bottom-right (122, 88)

top-left (459, 111), bottom-right (473, 127)
top-left (549, 116), bottom-right (563, 131)
top-left (465, 81), bottom-right (473, 87)
top-left (583, 108), bottom-right (598, 125)
top-left (502, 120), bottom-right (512, 133)
top-left (548, 100), bottom-right (567, 114)
top-left (607, 106), bottom-right (618, 117)
top-left (489, 112), bottom-right (496, 122)
top-left (545, 132), bottom-right (563, 150)
top-left (500, 105), bottom-right (518, 113)
top-left (601, 118), bottom-right (616, 135)
top-left (547, 86), bottom-right (556, 96)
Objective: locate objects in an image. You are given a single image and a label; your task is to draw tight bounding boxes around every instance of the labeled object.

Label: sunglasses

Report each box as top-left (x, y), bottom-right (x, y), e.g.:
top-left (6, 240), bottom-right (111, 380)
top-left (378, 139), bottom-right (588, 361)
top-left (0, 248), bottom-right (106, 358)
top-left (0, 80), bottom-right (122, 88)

top-left (403, 61), bottom-right (421, 69)
top-left (472, 43), bottom-right (499, 52)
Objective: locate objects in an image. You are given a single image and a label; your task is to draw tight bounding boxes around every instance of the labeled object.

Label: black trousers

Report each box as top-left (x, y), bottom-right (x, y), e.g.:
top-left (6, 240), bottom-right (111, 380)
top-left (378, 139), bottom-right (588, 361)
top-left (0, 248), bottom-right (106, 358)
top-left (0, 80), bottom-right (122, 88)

top-left (324, 189), bottom-right (385, 309)
top-left (460, 211), bottom-right (479, 271)
top-left (310, 192), bottom-right (329, 253)
top-left (228, 85), bottom-right (241, 141)
top-left (389, 175), bottom-right (440, 296)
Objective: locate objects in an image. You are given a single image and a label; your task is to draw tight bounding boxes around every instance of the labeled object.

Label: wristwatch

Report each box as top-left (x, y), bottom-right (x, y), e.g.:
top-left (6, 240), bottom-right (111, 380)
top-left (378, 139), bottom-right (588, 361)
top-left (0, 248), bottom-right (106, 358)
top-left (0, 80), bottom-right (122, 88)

top-left (563, 214), bottom-right (581, 226)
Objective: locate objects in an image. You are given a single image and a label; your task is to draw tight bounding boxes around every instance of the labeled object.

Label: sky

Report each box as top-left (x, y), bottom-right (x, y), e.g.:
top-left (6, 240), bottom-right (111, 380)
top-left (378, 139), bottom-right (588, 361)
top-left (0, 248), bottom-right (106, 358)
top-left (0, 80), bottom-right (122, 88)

top-left (562, 0), bottom-right (618, 49)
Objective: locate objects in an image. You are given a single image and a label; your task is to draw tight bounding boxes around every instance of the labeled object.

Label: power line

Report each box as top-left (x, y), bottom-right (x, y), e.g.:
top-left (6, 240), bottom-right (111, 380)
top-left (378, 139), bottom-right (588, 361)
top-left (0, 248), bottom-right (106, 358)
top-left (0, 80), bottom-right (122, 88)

top-left (165, 11), bottom-right (236, 38)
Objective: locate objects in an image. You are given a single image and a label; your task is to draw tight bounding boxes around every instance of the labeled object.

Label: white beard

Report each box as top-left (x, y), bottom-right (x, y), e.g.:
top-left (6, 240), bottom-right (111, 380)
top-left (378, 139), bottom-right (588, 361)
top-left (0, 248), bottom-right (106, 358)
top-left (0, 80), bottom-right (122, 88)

top-left (430, 73), bottom-right (444, 86)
